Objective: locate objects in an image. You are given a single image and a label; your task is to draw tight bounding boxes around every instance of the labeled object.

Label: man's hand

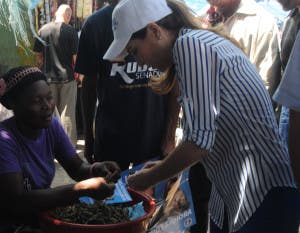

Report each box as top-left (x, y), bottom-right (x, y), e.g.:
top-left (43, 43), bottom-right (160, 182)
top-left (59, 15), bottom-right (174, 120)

top-left (91, 162), bottom-right (121, 183)
top-left (76, 74), bottom-right (84, 87)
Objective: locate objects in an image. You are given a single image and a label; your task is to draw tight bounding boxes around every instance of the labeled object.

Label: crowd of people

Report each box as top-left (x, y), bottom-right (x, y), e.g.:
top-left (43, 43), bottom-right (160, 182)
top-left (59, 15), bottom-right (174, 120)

top-left (0, 0), bottom-right (299, 232)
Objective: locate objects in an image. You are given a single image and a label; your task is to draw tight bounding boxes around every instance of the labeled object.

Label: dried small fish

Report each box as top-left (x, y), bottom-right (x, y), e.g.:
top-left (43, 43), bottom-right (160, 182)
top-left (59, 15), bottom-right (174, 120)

top-left (52, 200), bottom-right (130, 225)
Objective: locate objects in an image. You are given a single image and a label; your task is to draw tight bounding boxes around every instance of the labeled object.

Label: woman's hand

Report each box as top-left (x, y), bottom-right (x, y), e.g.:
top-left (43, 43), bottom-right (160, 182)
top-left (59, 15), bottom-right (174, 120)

top-left (127, 167), bottom-right (153, 191)
top-left (74, 177), bottom-right (115, 200)
top-left (128, 160), bottom-right (164, 191)
top-left (91, 161), bottom-right (121, 183)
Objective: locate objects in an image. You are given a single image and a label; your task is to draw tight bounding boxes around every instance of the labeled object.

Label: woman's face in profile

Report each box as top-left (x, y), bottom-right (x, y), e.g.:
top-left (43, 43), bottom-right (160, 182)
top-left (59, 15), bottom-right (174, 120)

top-left (126, 24), bottom-right (174, 72)
top-left (14, 80), bottom-right (55, 129)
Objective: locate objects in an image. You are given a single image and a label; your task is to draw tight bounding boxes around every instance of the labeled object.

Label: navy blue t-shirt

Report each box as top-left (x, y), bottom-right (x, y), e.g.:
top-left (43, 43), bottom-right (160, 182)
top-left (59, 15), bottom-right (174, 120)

top-left (75, 5), bottom-right (168, 170)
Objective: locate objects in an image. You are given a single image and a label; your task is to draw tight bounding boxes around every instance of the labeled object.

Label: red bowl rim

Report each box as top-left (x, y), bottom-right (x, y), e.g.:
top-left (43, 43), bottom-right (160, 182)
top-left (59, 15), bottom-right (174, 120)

top-left (40, 188), bottom-right (156, 229)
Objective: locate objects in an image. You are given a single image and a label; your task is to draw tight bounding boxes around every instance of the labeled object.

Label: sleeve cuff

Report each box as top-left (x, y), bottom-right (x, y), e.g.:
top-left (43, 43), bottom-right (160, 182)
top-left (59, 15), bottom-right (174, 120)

top-left (273, 88), bottom-right (300, 112)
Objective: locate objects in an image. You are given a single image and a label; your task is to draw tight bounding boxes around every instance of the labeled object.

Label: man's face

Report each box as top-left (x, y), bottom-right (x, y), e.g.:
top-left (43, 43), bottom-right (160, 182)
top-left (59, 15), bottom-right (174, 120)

top-left (276, 0), bottom-right (300, 10)
top-left (207, 0), bottom-right (233, 14)
top-left (126, 24), bottom-right (174, 72)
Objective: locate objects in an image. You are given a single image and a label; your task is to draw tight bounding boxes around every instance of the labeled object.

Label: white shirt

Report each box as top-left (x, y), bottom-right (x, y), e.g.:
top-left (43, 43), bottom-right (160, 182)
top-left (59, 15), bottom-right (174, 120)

top-left (273, 31), bottom-right (300, 111)
top-left (200, 0), bottom-right (281, 96)
top-left (173, 28), bottom-right (296, 232)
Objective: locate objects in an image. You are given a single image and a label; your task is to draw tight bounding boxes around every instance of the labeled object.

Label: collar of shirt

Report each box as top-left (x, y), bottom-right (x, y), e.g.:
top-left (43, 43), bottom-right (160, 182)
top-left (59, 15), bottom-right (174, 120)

top-left (234, 0), bottom-right (257, 16)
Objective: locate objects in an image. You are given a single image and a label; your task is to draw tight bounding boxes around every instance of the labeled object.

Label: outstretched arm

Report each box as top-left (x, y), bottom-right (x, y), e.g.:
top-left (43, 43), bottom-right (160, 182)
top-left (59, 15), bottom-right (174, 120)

top-left (128, 141), bottom-right (208, 191)
top-left (161, 78), bottom-right (180, 157)
top-left (0, 172), bottom-right (114, 224)
top-left (56, 154), bottom-right (120, 182)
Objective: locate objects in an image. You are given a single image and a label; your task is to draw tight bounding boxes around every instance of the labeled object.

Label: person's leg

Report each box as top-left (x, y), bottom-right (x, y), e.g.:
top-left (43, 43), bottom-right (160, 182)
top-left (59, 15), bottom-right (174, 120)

top-left (49, 84), bottom-right (61, 122)
top-left (49, 83), bottom-right (59, 110)
top-left (237, 188), bottom-right (300, 233)
top-left (59, 81), bottom-right (77, 147)
top-left (189, 162), bottom-right (211, 233)
top-left (76, 85), bottom-right (84, 137)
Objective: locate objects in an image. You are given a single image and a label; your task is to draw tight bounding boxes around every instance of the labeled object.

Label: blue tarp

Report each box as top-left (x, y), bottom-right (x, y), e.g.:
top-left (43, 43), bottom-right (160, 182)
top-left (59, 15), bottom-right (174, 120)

top-left (29, 0), bottom-right (40, 9)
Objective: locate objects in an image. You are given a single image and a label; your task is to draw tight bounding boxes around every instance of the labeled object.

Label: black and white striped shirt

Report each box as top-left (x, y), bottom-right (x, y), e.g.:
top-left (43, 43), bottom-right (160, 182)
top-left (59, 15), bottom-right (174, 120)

top-left (173, 28), bottom-right (296, 232)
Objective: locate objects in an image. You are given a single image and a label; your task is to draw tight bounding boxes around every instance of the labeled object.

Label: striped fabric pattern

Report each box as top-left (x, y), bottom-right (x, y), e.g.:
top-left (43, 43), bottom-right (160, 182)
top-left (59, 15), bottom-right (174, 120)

top-left (173, 28), bottom-right (296, 232)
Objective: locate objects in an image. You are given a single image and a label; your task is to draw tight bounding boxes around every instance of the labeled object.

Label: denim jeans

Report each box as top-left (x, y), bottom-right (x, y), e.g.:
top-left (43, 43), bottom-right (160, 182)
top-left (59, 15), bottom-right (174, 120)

top-left (279, 106), bottom-right (290, 149)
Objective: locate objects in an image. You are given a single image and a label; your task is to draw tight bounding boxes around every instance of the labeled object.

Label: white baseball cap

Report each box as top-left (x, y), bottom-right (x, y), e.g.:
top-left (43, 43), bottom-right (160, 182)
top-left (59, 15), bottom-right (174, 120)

top-left (103, 0), bottom-right (173, 60)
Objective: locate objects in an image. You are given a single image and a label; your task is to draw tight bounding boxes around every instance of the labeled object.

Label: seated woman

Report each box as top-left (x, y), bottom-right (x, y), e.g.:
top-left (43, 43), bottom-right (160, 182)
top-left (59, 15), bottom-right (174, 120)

top-left (0, 66), bottom-right (121, 232)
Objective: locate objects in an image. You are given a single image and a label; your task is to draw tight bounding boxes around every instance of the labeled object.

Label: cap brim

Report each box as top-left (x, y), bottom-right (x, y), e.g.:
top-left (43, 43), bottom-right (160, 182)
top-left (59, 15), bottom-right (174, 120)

top-left (103, 36), bottom-right (130, 61)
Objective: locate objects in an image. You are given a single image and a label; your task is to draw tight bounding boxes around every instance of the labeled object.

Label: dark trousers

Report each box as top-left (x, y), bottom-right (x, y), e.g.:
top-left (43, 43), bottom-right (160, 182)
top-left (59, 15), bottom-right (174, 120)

top-left (189, 162), bottom-right (212, 233)
top-left (210, 188), bottom-right (300, 233)
top-left (76, 86), bottom-right (84, 136)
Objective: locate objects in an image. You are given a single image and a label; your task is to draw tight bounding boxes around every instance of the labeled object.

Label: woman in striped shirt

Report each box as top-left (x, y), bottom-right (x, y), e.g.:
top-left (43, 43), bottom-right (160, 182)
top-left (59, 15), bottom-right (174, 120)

top-left (103, 0), bottom-right (300, 232)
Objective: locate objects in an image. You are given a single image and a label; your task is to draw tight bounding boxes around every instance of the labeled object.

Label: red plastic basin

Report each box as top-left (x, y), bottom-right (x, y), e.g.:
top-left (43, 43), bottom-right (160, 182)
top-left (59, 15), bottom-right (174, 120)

top-left (39, 188), bottom-right (156, 233)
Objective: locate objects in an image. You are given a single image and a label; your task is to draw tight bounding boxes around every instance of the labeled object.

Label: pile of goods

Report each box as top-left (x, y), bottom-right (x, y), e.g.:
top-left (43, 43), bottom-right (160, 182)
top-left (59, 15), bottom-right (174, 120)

top-left (52, 200), bottom-right (130, 225)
